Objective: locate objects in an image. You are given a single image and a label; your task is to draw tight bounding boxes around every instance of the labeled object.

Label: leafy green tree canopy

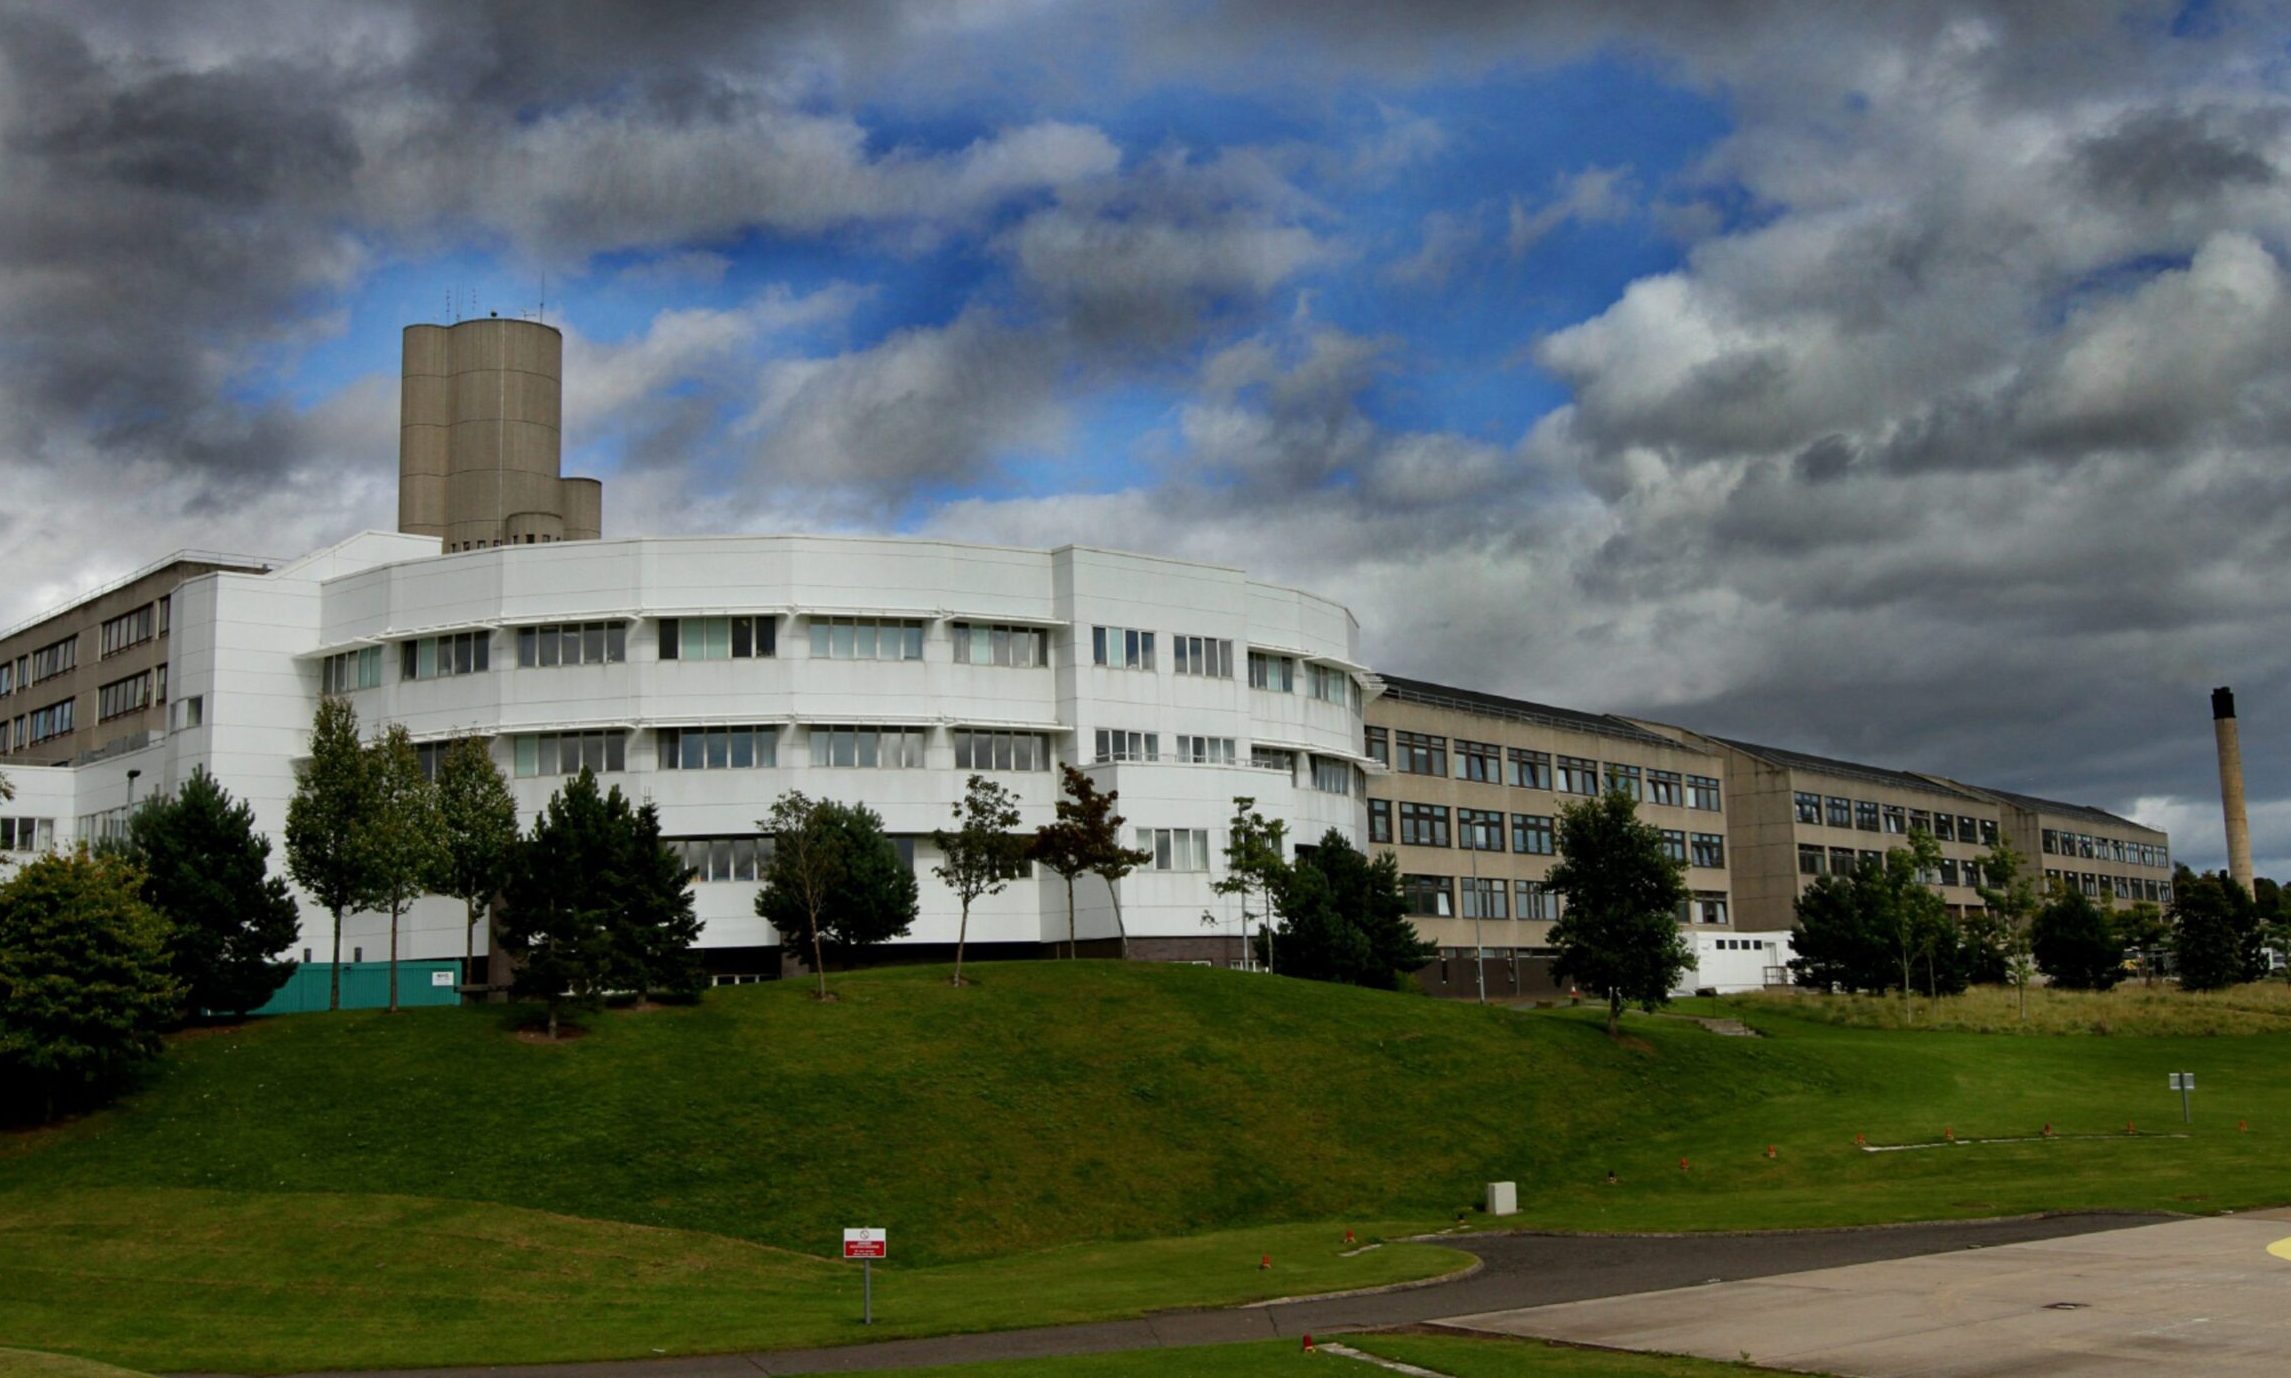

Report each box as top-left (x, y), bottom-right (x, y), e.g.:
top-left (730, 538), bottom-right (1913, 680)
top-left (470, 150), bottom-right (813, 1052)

top-left (2172, 866), bottom-right (2266, 992)
top-left (1546, 790), bottom-right (1692, 1034)
top-left (284, 696), bottom-right (374, 1012)
top-left (758, 793), bottom-right (917, 998)
top-left (932, 774), bottom-right (1027, 985)
top-left (1271, 830), bottom-right (1435, 990)
top-left (127, 766), bottom-right (299, 1021)
top-left (2029, 884), bottom-right (2124, 991)
top-left (0, 848), bottom-right (179, 1123)
top-left (360, 725), bottom-right (447, 1013)
top-left (434, 737), bottom-right (519, 975)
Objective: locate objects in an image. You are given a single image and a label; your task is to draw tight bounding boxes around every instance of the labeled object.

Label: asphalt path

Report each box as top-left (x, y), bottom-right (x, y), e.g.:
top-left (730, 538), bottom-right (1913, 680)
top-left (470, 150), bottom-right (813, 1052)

top-left (233, 1213), bottom-right (2167, 1378)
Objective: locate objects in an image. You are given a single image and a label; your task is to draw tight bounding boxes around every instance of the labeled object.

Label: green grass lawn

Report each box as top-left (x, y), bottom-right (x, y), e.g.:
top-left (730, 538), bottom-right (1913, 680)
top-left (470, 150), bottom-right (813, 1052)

top-left (0, 1350), bottom-right (151, 1378)
top-left (4, 961), bottom-right (2288, 1371)
top-left (868, 1333), bottom-right (1802, 1377)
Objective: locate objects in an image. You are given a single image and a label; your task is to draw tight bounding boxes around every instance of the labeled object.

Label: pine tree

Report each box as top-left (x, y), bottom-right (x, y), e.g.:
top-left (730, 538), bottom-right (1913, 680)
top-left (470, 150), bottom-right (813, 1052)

top-left (0, 848), bottom-right (179, 1123)
top-left (499, 770), bottom-right (617, 1038)
top-left (434, 737), bottom-right (518, 983)
top-left (362, 725), bottom-right (447, 1014)
top-left (612, 796), bottom-right (704, 1003)
top-left (127, 766), bottom-right (299, 1021)
top-left (284, 697), bottom-right (374, 1012)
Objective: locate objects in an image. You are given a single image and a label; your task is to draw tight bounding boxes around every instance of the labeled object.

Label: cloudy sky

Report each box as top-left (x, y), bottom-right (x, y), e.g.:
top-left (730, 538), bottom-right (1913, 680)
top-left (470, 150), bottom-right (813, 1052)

top-left (2, 1), bottom-right (2285, 870)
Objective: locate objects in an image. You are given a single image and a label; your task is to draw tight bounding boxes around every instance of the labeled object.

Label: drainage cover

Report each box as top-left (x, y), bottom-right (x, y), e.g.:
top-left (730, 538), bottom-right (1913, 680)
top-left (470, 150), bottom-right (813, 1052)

top-left (2044, 1302), bottom-right (2089, 1310)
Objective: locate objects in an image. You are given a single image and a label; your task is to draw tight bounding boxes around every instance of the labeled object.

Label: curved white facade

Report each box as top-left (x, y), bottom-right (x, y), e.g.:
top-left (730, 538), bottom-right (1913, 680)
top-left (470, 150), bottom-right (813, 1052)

top-left (122, 531), bottom-right (1366, 973)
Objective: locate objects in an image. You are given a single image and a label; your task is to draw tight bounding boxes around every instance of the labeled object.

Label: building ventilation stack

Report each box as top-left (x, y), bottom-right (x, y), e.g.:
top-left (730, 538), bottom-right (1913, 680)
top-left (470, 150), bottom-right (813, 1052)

top-left (397, 317), bottom-right (603, 550)
top-left (2213, 686), bottom-right (2255, 896)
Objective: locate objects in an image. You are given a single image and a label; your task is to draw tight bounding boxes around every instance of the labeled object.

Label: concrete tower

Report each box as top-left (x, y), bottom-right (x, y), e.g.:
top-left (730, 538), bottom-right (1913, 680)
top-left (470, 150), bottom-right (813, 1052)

top-left (2212, 686), bottom-right (2254, 896)
top-left (397, 317), bottom-right (602, 549)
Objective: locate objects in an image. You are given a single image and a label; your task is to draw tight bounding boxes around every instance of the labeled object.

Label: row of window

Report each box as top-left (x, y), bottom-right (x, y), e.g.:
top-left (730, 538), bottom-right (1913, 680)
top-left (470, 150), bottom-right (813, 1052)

top-left (1367, 729), bottom-right (1721, 808)
top-left (1400, 875), bottom-right (1736, 926)
top-left (97, 668), bottom-right (161, 723)
top-left (1801, 845), bottom-right (2002, 888)
top-left (666, 828), bottom-right (1214, 884)
top-left (2043, 830), bottom-right (2167, 868)
top-left (526, 621), bottom-right (632, 666)
top-left (1, 817), bottom-right (58, 851)
top-left (99, 598), bottom-right (167, 658)
top-left (21, 699), bottom-right (74, 747)
top-left (954, 623), bottom-right (1049, 668)
top-left (25, 635), bottom-right (76, 688)
top-left (323, 646), bottom-right (383, 694)
top-left (1792, 792), bottom-right (2002, 846)
top-left (2048, 870), bottom-right (2172, 904)
top-left (1370, 801), bottom-right (1724, 866)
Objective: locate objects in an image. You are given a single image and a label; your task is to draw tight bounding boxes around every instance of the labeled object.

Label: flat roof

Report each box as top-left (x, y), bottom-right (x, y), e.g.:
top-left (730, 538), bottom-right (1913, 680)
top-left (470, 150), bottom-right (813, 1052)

top-left (1713, 736), bottom-right (1988, 803)
top-left (1375, 674), bottom-right (1685, 750)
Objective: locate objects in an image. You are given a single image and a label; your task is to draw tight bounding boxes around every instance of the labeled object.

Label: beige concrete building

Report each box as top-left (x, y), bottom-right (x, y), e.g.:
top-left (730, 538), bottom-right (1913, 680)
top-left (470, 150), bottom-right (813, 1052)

top-left (1977, 787), bottom-right (2173, 908)
top-left (1365, 675), bottom-right (1738, 998)
top-left (0, 552), bottom-right (271, 769)
top-left (398, 317), bottom-right (603, 551)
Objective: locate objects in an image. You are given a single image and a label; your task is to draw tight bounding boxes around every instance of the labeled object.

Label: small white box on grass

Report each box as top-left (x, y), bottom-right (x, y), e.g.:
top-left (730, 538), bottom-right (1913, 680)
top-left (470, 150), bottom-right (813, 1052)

top-left (1485, 1181), bottom-right (1517, 1216)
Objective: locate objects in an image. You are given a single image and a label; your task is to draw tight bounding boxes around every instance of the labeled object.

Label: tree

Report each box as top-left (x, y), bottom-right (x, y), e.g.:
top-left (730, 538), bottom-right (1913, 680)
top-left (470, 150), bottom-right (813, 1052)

top-left (434, 737), bottom-right (518, 982)
top-left (2116, 900), bottom-right (2170, 986)
top-left (126, 767), bottom-right (299, 1022)
top-left (1031, 767), bottom-right (1100, 959)
top-left (758, 793), bottom-right (918, 999)
top-left (361, 725), bottom-right (447, 1014)
top-left (284, 697), bottom-right (374, 1012)
top-left (0, 848), bottom-right (178, 1123)
top-left (1270, 830), bottom-right (1435, 989)
top-left (1545, 790), bottom-right (1692, 1034)
top-left (1068, 770), bottom-right (1152, 961)
top-left (1876, 832), bottom-right (1961, 1001)
top-left (498, 770), bottom-right (618, 1037)
top-left (931, 775), bottom-right (1026, 986)
top-left (2172, 866), bottom-right (2266, 991)
top-left (609, 796), bottom-right (705, 1004)
top-left (1790, 870), bottom-right (1891, 993)
top-left (1973, 837), bottom-right (2043, 1018)
top-left (1214, 797), bottom-right (1290, 974)
top-left (2030, 885), bottom-right (2123, 991)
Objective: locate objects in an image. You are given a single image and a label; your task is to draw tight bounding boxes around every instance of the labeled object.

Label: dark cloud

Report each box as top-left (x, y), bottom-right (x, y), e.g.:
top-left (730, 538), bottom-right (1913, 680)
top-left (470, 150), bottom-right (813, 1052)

top-left (2074, 108), bottom-right (2280, 210)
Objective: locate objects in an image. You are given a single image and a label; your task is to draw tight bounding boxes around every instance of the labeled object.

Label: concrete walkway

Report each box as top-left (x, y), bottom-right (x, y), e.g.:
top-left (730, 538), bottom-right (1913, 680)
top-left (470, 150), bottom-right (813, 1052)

top-left (240, 1214), bottom-right (2158, 1378)
top-left (1442, 1208), bottom-right (2291, 1377)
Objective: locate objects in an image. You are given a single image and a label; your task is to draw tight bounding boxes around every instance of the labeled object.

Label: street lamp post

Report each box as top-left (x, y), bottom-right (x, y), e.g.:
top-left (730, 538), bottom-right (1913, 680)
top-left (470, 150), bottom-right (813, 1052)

top-left (1470, 827), bottom-right (1486, 1005)
top-left (123, 769), bottom-right (142, 845)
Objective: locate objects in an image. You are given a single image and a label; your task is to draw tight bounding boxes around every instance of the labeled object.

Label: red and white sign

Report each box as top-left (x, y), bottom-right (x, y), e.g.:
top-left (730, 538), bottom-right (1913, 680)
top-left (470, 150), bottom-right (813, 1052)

top-left (843, 1227), bottom-right (887, 1259)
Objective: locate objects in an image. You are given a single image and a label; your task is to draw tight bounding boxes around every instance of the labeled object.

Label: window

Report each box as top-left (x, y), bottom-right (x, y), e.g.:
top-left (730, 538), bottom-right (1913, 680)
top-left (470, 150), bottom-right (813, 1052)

top-left (1794, 792), bottom-right (1822, 824)
top-left (1932, 813), bottom-right (1956, 842)
top-left (1831, 846), bottom-right (1858, 876)
top-left (1455, 739), bottom-right (1501, 782)
top-left (1799, 844), bottom-right (1827, 876)
top-left (1825, 796), bottom-right (1852, 828)
top-left (1310, 756), bottom-right (1352, 794)
top-left (172, 696), bottom-right (203, 731)
top-left (401, 631), bottom-right (492, 680)
top-left (1365, 726), bottom-right (1389, 766)
top-left (1174, 734), bottom-right (1237, 765)
top-left (1368, 799), bottom-right (1393, 844)
top-left (1170, 634), bottom-right (1233, 677)
top-left (809, 725), bottom-right (926, 769)
top-left (1691, 833), bottom-right (1725, 868)
top-left (1648, 770), bottom-right (1683, 807)
top-left (1980, 819), bottom-right (1999, 846)
top-left (1094, 728), bottom-right (1159, 763)
top-left (97, 672), bottom-right (151, 722)
top-left (521, 620), bottom-right (633, 666)
top-left (1458, 808), bottom-right (1505, 851)
top-left (1398, 802), bottom-right (1450, 847)
top-left (1687, 775), bottom-right (1722, 811)
top-left (0, 661), bottom-right (12, 696)
top-left (955, 622), bottom-right (1049, 668)
top-left (27, 699), bottom-right (74, 744)
top-left (1605, 763), bottom-right (1642, 800)
top-left (1093, 626), bottom-right (1157, 670)
top-left (1855, 800), bottom-right (1879, 832)
top-left (1, 817), bottom-right (58, 852)
top-left (1514, 880), bottom-right (1558, 920)
top-left (1396, 731), bottom-right (1447, 776)
top-left (100, 604), bottom-right (158, 657)
top-left (1510, 749), bottom-right (1552, 790)
top-left (1938, 858), bottom-right (1960, 886)
top-left (1137, 827), bottom-right (1212, 871)
top-left (1402, 874), bottom-right (1453, 918)
top-left (1883, 804), bottom-right (1906, 835)
top-left (1556, 756), bottom-right (1599, 796)
top-left (671, 835), bottom-right (772, 884)
top-left (1696, 894), bottom-right (1730, 925)
top-left (1307, 664), bottom-right (1357, 708)
top-left (1246, 651), bottom-right (1294, 691)
top-left (954, 730), bottom-right (1050, 771)
top-left (28, 635), bottom-right (77, 684)
top-left (511, 730), bottom-right (627, 778)
top-left (1460, 877), bottom-right (1508, 920)
top-left (321, 646), bottom-right (383, 694)
top-left (1512, 813), bottom-right (1555, 855)
top-left (1250, 746), bottom-right (1296, 776)
top-left (1909, 809), bottom-right (1931, 835)
top-left (805, 617), bottom-right (919, 662)
top-left (658, 726), bottom-right (779, 770)
top-left (1958, 816), bottom-right (1979, 843)
top-left (2041, 828), bottom-right (2058, 854)
top-left (1659, 829), bottom-right (1687, 863)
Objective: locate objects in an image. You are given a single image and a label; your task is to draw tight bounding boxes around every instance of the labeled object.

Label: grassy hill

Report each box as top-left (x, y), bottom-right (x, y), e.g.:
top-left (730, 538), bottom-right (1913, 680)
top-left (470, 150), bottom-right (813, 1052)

top-left (6, 962), bottom-right (2291, 1370)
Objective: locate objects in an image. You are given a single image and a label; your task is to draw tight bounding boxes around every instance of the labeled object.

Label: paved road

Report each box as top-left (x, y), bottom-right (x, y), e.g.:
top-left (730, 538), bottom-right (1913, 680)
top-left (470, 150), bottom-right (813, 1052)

top-left (238, 1213), bottom-right (2162, 1378)
top-left (1447, 1208), bottom-right (2291, 1376)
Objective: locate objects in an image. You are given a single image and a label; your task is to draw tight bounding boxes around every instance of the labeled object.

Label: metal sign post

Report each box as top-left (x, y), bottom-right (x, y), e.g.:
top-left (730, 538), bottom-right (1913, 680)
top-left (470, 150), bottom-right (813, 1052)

top-left (842, 1228), bottom-right (887, 1324)
top-left (2169, 1072), bottom-right (2194, 1124)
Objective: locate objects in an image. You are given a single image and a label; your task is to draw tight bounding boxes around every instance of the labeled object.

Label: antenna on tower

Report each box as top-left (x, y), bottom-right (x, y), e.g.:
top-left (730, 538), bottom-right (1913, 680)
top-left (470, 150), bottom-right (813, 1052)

top-left (539, 270), bottom-right (547, 326)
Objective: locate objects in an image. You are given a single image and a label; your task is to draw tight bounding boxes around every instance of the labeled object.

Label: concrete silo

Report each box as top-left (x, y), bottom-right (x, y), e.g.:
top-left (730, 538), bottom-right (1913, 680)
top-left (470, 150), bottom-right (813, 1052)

top-left (396, 317), bottom-right (603, 549)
